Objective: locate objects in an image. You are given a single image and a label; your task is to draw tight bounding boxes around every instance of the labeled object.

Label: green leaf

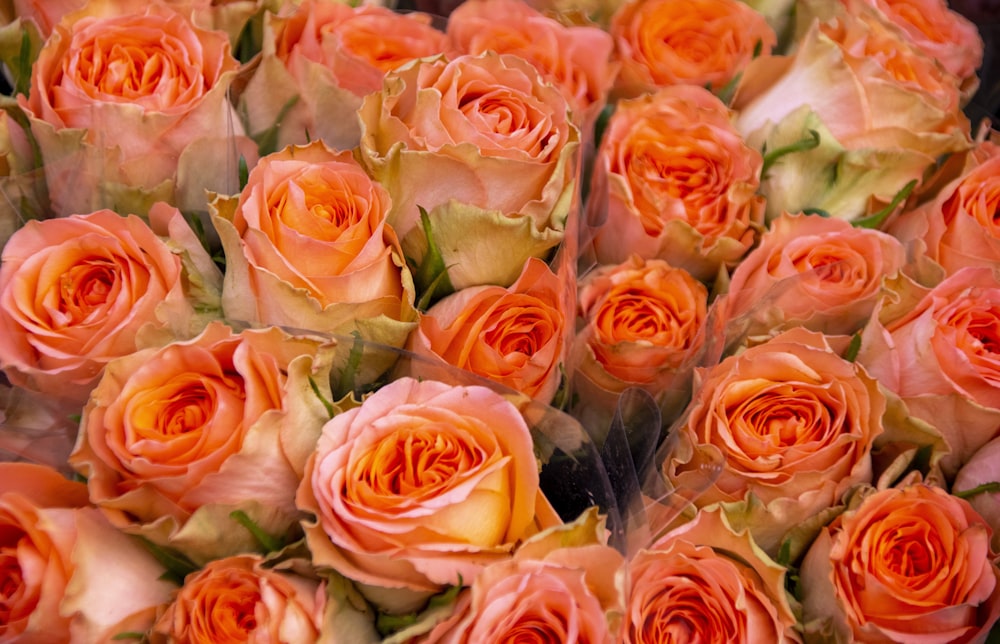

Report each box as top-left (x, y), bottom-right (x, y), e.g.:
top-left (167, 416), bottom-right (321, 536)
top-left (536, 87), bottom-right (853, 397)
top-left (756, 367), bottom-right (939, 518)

top-left (336, 331), bottom-right (365, 397)
top-left (238, 155), bottom-right (249, 192)
top-left (954, 481), bottom-right (1000, 500)
top-left (13, 30), bottom-right (31, 97)
top-left (111, 632), bottom-right (146, 641)
top-left (410, 207), bottom-right (455, 310)
top-left (229, 510), bottom-right (284, 553)
top-left (715, 72), bottom-right (742, 106)
top-left (309, 376), bottom-right (336, 418)
top-left (761, 129), bottom-right (821, 176)
top-left (252, 95), bottom-right (300, 156)
top-left (852, 179), bottom-right (918, 230)
top-left (134, 537), bottom-right (199, 586)
top-left (375, 577), bottom-right (464, 637)
top-left (843, 333), bottom-right (862, 362)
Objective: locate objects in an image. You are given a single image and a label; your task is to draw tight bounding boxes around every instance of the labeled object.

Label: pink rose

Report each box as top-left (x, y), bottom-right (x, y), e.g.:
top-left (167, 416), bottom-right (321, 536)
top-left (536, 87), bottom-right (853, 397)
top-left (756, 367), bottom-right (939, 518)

top-left (0, 206), bottom-right (216, 405)
top-left (800, 483), bottom-right (1000, 642)
top-left (19, 0), bottom-right (257, 216)
top-left (587, 84), bottom-right (765, 282)
top-left (68, 321), bottom-right (337, 564)
top-left (722, 212), bottom-right (907, 338)
top-left (0, 462), bottom-right (175, 642)
top-left (297, 377), bottom-right (560, 613)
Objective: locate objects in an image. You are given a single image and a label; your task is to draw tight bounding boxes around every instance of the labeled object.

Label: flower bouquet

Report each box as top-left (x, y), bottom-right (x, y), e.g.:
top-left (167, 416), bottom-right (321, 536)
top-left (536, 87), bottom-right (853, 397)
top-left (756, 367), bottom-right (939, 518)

top-left (0, 0), bottom-right (999, 641)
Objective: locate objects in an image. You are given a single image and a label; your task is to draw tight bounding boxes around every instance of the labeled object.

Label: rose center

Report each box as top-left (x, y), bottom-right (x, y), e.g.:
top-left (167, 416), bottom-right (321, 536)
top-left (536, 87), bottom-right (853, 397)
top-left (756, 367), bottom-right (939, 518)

top-left (60, 259), bottom-right (117, 323)
top-left (0, 548), bottom-right (26, 622)
top-left (358, 429), bottom-right (482, 498)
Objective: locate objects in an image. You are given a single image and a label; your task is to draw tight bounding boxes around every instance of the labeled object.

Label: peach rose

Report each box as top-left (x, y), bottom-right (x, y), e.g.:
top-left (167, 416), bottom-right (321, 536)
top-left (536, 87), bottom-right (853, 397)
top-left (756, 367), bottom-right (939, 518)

top-left (212, 141), bottom-right (417, 362)
top-left (0, 462), bottom-right (176, 642)
top-left (609, 0), bottom-right (776, 98)
top-left (889, 142), bottom-right (1000, 279)
top-left (572, 255), bottom-right (708, 426)
top-left (446, 0), bottom-right (617, 131)
top-left (0, 206), bottom-right (218, 405)
top-left (733, 0), bottom-right (971, 222)
top-left (800, 483), bottom-right (1000, 642)
top-left (954, 436), bottom-right (1000, 554)
top-left (297, 376), bottom-right (560, 613)
top-left (152, 554), bottom-right (328, 642)
top-left (587, 84), bottom-right (765, 282)
top-left (625, 507), bottom-right (800, 643)
top-left (721, 212), bottom-right (907, 338)
top-left (68, 321), bottom-right (337, 565)
top-left (19, 0), bottom-right (257, 216)
top-left (407, 258), bottom-right (568, 403)
top-left (663, 327), bottom-right (886, 554)
top-left (358, 51), bottom-right (580, 290)
top-left (240, 0), bottom-right (447, 152)
top-left (857, 266), bottom-right (1000, 476)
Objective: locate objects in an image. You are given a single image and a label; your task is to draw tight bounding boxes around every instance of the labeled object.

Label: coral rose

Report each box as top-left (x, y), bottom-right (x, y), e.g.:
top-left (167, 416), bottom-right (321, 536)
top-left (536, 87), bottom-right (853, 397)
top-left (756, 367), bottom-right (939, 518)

top-left (0, 205), bottom-right (218, 405)
top-left (587, 84), bottom-right (765, 282)
top-left (722, 212), bottom-right (907, 338)
top-left (663, 327), bottom-right (886, 554)
top-left (68, 321), bottom-right (338, 565)
top-left (609, 0), bottom-right (776, 98)
top-left (358, 51), bottom-right (579, 290)
top-left (297, 377), bottom-right (560, 613)
top-left (20, 0), bottom-right (257, 216)
top-left (240, 0), bottom-right (447, 152)
top-left (0, 462), bottom-right (176, 642)
top-left (407, 257), bottom-right (569, 404)
top-left (800, 483), bottom-right (1000, 642)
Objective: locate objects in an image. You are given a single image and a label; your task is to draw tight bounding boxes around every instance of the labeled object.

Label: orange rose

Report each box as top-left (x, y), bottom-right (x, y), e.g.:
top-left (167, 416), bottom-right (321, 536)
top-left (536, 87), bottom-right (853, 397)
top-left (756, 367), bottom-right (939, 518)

top-left (0, 206), bottom-right (217, 405)
top-left (68, 321), bottom-right (337, 564)
top-left (297, 376), bottom-right (560, 613)
top-left (721, 212), bottom-right (907, 338)
top-left (212, 141), bottom-right (417, 357)
top-left (407, 258), bottom-right (568, 403)
top-left (889, 142), bottom-right (1000, 279)
top-left (240, 0), bottom-right (447, 152)
top-left (800, 483), bottom-right (1000, 642)
top-left (152, 555), bottom-right (327, 642)
top-left (625, 507), bottom-right (801, 644)
top-left (446, 0), bottom-right (617, 130)
top-left (663, 327), bottom-right (886, 553)
top-left (20, 0), bottom-right (257, 216)
top-left (609, 0), bottom-right (776, 98)
top-left (0, 462), bottom-right (176, 642)
top-left (358, 51), bottom-right (579, 290)
top-left (857, 266), bottom-right (1000, 475)
top-left (587, 84), bottom-right (765, 282)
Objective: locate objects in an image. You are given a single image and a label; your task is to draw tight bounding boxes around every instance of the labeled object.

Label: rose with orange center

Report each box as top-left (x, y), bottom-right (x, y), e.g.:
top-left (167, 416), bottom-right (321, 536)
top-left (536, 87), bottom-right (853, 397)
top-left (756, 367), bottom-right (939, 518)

top-left (609, 0), bottom-right (776, 98)
top-left (19, 0), bottom-right (257, 216)
top-left (68, 321), bottom-right (337, 564)
top-left (212, 140), bottom-right (416, 365)
top-left (800, 483), bottom-right (1000, 642)
top-left (297, 376), bottom-right (560, 614)
top-left (0, 462), bottom-right (176, 641)
top-left (587, 84), bottom-right (765, 282)
top-left (857, 266), bottom-right (1000, 476)
top-left (240, 0), bottom-right (447, 152)
top-left (358, 51), bottom-right (579, 290)
top-left (721, 212), bottom-right (907, 338)
top-left (663, 327), bottom-right (886, 554)
top-left (407, 257), bottom-right (568, 403)
top-left (0, 206), bottom-right (219, 405)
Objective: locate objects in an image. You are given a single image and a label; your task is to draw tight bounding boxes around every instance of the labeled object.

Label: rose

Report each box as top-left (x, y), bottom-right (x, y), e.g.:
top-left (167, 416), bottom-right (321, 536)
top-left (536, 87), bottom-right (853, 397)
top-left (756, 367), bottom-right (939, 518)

top-left (68, 321), bottom-right (337, 565)
top-left (297, 376), bottom-right (561, 613)
top-left (212, 140), bottom-right (417, 365)
top-left (732, 0), bottom-right (971, 223)
top-left (954, 436), bottom-right (1000, 554)
top-left (800, 483), bottom-right (1000, 642)
top-left (662, 327), bottom-right (886, 554)
top-left (609, 0), bottom-right (776, 98)
top-left (19, 0), bottom-right (257, 217)
top-left (446, 0), bottom-right (617, 131)
top-left (721, 212), bottom-right (907, 338)
top-left (407, 257), bottom-right (568, 403)
top-left (857, 266), bottom-right (1000, 476)
top-left (151, 555), bottom-right (328, 642)
top-left (358, 51), bottom-right (579, 290)
top-left (0, 205), bottom-right (218, 405)
top-left (624, 507), bottom-right (800, 644)
top-left (420, 508), bottom-right (624, 644)
top-left (0, 462), bottom-right (176, 641)
top-left (572, 254), bottom-right (708, 426)
top-left (587, 84), bottom-right (765, 282)
top-left (240, 0), bottom-right (448, 152)
top-left (888, 141), bottom-right (1000, 280)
